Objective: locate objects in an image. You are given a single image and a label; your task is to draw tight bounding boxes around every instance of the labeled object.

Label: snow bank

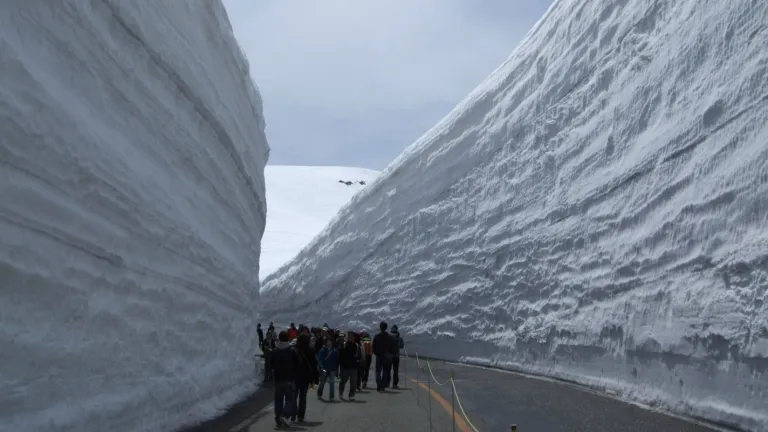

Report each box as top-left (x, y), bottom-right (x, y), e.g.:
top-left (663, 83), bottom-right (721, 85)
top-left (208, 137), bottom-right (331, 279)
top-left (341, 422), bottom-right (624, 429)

top-left (0, 1), bottom-right (268, 431)
top-left (261, 166), bottom-right (379, 279)
top-left (261, 0), bottom-right (768, 429)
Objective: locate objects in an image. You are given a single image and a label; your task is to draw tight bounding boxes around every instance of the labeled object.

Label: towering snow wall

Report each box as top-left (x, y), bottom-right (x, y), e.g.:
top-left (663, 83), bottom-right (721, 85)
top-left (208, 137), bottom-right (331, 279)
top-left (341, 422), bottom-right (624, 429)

top-left (261, 0), bottom-right (768, 429)
top-left (0, 1), bottom-right (268, 431)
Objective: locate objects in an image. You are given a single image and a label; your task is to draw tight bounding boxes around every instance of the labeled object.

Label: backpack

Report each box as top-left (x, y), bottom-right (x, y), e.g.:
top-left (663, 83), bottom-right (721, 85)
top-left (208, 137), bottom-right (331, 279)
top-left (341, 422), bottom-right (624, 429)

top-left (362, 339), bottom-right (373, 356)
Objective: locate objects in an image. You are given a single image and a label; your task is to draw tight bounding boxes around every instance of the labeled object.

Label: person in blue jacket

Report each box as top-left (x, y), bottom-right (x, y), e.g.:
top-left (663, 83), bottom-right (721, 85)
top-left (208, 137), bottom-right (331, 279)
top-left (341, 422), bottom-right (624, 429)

top-left (316, 338), bottom-right (340, 401)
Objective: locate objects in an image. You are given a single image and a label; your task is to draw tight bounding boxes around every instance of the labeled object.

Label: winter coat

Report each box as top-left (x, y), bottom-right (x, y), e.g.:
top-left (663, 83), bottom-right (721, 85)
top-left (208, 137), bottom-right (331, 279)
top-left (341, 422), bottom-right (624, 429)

top-left (391, 331), bottom-right (405, 357)
top-left (361, 337), bottom-right (373, 356)
top-left (271, 341), bottom-right (300, 382)
top-left (296, 345), bottom-right (317, 384)
top-left (339, 341), bottom-right (360, 370)
top-left (372, 331), bottom-right (395, 359)
top-left (263, 336), bottom-right (276, 354)
top-left (315, 336), bottom-right (329, 357)
top-left (317, 346), bottom-right (340, 372)
top-left (356, 343), bottom-right (365, 369)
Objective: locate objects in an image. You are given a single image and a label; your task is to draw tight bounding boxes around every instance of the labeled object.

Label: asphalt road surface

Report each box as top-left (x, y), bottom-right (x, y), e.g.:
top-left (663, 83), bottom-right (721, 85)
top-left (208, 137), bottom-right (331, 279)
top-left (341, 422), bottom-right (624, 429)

top-left (405, 357), bottom-right (723, 432)
top-left (184, 355), bottom-right (726, 432)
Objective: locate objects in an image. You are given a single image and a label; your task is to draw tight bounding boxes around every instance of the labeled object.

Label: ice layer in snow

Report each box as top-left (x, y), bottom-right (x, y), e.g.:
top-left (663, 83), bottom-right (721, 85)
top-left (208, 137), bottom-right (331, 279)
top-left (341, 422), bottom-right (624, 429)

top-left (260, 0), bottom-right (768, 429)
top-left (0, 1), bottom-right (268, 431)
top-left (261, 166), bottom-right (379, 279)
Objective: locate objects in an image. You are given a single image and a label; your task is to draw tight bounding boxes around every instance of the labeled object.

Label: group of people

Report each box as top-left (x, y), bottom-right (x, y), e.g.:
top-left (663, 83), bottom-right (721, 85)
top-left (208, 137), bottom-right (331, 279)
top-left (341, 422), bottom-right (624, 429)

top-left (256, 320), bottom-right (405, 428)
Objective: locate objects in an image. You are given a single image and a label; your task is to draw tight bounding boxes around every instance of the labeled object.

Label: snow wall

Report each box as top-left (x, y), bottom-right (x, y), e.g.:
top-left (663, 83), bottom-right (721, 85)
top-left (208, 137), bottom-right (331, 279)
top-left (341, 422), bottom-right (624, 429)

top-left (261, 0), bottom-right (768, 429)
top-left (0, 1), bottom-right (268, 431)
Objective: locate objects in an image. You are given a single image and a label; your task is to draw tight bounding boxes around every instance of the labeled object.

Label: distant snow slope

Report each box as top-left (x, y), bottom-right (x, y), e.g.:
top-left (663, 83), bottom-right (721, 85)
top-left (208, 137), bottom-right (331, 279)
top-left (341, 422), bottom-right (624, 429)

top-left (0, 1), bottom-right (268, 431)
top-left (261, 0), bottom-right (768, 429)
top-left (261, 166), bottom-right (378, 279)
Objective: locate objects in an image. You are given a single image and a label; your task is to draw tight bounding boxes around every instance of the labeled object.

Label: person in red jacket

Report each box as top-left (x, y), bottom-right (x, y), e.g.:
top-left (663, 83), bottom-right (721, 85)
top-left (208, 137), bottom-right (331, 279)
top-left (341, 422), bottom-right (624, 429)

top-left (287, 323), bottom-right (299, 341)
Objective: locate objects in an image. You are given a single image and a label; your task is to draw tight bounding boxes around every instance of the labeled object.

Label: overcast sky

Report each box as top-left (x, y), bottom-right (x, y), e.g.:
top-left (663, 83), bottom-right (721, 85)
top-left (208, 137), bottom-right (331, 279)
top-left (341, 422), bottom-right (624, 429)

top-left (223, 0), bottom-right (553, 171)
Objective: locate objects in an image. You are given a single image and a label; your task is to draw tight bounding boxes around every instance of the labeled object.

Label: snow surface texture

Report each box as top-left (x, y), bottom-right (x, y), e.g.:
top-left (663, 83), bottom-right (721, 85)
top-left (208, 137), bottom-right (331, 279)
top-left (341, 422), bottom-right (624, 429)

top-left (0, 1), bottom-right (268, 431)
top-left (261, 0), bottom-right (768, 429)
top-left (261, 166), bottom-right (379, 279)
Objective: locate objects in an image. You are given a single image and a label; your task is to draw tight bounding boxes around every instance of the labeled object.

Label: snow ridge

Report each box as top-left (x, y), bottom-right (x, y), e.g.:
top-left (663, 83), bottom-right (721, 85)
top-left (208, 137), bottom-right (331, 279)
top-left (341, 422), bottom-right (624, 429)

top-left (261, 0), bottom-right (768, 429)
top-left (0, 1), bottom-right (268, 431)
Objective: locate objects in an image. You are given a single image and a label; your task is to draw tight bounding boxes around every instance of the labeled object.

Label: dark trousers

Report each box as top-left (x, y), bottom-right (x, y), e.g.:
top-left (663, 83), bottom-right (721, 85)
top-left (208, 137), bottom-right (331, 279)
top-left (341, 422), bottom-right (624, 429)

top-left (391, 356), bottom-right (401, 387)
top-left (274, 382), bottom-right (295, 421)
top-left (357, 364), bottom-right (364, 388)
top-left (375, 355), bottom-right (392, 389)
top-left (339, 369), bottom-right (358, 398)
top-left (264, 353), bottom-right (273, 381)
top-left (293, 381), bottom-right (310, 420)
top-left (361, 355), bottom-right (372, 386)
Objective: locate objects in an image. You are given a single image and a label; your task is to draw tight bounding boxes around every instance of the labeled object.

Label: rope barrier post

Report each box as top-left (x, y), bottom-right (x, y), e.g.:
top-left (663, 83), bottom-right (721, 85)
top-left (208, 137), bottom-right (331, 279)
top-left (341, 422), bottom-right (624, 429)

top-left (450, 369), bottom-right (456, 432)
top-left (427, 362), bottom-right (433, 431)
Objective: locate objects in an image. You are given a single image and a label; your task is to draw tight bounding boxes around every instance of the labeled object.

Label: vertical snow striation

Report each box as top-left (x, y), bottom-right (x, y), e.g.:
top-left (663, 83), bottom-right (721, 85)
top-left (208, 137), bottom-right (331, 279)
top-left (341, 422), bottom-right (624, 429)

top-left (261, 0), bottom-right (768, 429)
top-left (0, 1), bottom-right (268, 431)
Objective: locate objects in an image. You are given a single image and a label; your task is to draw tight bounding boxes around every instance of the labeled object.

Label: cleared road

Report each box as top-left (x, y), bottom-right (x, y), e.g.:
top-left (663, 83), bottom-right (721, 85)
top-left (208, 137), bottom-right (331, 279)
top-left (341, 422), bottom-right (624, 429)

top-left (184, 355), bottom-right (727, 432)
top-left (405, 356), bottom-right (723, 432)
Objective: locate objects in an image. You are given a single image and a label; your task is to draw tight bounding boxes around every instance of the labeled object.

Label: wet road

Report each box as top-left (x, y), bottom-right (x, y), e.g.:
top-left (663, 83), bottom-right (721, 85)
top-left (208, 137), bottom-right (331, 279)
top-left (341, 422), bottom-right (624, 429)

top-left (403, 357), bottom-right (723, 432)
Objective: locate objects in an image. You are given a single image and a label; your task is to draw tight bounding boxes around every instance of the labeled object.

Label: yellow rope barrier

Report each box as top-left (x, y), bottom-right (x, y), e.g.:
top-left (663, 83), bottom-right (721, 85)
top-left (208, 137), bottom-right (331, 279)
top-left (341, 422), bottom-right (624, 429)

top-left (409, 349), bottom-right (482, 432)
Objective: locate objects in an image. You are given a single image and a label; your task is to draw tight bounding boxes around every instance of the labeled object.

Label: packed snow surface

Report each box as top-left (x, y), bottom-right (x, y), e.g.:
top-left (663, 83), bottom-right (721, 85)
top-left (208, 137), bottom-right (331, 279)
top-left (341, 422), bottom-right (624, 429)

top-left (261, 166), bottom-right (379, 279)
top-left (0, 1), bottom-right (268, 431)
top-left (261, 0), bottom-right (768, 429)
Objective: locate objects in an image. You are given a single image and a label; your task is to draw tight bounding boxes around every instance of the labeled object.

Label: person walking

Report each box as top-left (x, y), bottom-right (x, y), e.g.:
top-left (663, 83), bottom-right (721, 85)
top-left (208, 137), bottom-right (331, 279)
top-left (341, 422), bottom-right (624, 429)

top-left (359, 331), bottom-right (373, 389)
top-left (355, 332), bottom-right (365, 390)
top-left (271, 331), bottom-right (300, 428)
top-left (314, 327), bottom-right (330, 388)
top-left (390, 325), bottom-right (405, 388)
top-left (293, 333), bottom-right (316, 423)
top-left (316, 338), bottom-right (339, 401)
top-left (372, 321), bottom-right (395, 392)
top-left (257, 323), bottom-right (264, 353)
top-left (334, 331), bottom-right (344, 379)
top-left (263, 328), bottom-right (277, 382)
top-left (338, 331), bottom-right (360, 400)
top-left (287, 323), bottom-right (299, 341)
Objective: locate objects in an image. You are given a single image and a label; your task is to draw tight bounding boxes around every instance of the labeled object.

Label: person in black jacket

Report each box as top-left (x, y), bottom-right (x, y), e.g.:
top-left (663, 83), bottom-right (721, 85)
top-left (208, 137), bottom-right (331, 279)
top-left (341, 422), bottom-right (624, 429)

top-left (271, 331), bottom-right (300, 428)
top-left (293, 334), bottom-right (316, 423)
top-left (338, 331), bottom-right (360, 400)
top-left (390, 325), bottom-right (405, 388)
top-left (372, 321), bottom-right (395, 392)
top-left (257, 323), bottom-right (264, 353)
top-left (263, 329), bottom-right (277, 382)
